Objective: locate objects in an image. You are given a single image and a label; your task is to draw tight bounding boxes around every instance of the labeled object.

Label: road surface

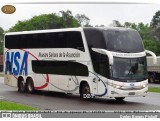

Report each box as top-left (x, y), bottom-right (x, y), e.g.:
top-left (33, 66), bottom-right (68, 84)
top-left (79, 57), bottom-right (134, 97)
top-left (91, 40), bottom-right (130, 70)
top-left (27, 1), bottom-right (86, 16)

top-left (0, 77), bottom-right (160, 110)
top-left (149, 83), bottom-right (160, 88)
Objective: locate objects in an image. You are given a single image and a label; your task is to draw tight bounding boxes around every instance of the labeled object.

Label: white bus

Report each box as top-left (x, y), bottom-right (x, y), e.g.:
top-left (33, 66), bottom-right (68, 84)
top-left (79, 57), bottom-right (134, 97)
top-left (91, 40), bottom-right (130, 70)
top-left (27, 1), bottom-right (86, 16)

top-left (4, 27), bottom-right (157, 101)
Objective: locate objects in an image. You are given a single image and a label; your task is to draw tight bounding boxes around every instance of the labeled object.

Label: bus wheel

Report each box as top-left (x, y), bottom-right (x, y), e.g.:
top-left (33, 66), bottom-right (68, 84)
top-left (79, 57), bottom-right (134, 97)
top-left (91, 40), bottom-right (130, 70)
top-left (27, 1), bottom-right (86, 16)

top-left (18, 78), bottom-right (26, 92)
top-left (149, 75), bottom-right (155, 83)
top-left (26, 78), bottom-right (34, 93)
top-left (80, 83), bottom-right (91, 99)
top-left (115, 97), bottom-right (125, 102)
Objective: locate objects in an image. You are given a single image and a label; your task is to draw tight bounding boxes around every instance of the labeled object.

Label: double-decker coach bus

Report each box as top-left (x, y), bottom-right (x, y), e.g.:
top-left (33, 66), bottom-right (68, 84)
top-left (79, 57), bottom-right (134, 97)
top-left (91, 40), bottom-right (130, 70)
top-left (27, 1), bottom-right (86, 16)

top-left (4, 27), bottom-right (157, 101)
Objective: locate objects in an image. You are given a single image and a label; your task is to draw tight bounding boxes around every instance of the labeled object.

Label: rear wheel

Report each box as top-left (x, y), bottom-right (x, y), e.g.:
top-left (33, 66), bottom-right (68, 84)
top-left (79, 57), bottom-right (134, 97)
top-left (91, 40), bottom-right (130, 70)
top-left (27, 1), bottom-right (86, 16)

top-left (26, 78), bottom-right (34, 93)
top-left (18, 78), bottom-right (26, 92)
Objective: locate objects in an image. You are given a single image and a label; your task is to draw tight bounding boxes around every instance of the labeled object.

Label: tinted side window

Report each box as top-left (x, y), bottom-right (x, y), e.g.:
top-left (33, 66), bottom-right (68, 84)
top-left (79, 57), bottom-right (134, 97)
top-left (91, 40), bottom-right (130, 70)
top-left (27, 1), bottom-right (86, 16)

top-left (84, 29), bottom-right (106, 49)
top-left (32, 60), bottom-right (89, 76)
top-left (67, 32), bottom-right (84, 51)
top-left (5, 31), bottom-right (84, 51)
top-left (90, 50), bottom-right (110, 78)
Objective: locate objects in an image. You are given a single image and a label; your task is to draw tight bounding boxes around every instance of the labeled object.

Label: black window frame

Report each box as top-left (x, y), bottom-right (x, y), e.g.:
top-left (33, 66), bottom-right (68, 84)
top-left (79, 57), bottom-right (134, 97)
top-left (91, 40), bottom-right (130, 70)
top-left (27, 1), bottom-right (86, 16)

top-left (90, 49), bottom-right (110, 78)
top-left (5, 31), bottom-right (85, 51)
top-left (32, 60), bottom-right (89, 76)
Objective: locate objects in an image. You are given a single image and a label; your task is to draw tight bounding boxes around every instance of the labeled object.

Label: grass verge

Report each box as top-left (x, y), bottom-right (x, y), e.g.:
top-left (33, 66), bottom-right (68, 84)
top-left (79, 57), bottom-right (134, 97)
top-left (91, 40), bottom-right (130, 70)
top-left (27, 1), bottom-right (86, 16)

top-left (0, 73), bottom-right (4, 77)
top-left (148, 87), bottom-right (160, 93)
top-left (0, 100), bottom-right (39, 110)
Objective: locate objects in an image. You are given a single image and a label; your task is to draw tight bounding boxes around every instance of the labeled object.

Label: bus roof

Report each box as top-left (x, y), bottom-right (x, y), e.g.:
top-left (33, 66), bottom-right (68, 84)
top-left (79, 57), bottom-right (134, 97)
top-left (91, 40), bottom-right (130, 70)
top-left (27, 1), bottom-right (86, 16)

top-left (5, 27), bottom-right (83, 36)
top-left (5, 27), bottom-right (136, 36)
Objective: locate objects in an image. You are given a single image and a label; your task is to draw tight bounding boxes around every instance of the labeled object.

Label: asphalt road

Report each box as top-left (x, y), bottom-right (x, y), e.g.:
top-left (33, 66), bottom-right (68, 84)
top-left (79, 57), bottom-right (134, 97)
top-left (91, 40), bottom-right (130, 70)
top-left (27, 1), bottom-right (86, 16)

top-left (0, 77), bottom-right (160, 110)
top-left (149, 83), bottom-right (160, 88)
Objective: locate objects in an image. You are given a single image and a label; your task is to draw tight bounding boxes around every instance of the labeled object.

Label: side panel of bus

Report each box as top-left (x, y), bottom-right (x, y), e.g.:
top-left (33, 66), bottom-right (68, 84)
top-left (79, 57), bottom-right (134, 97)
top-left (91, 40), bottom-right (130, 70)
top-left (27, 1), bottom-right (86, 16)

top-left (4, 30), bottom-right (96, 95)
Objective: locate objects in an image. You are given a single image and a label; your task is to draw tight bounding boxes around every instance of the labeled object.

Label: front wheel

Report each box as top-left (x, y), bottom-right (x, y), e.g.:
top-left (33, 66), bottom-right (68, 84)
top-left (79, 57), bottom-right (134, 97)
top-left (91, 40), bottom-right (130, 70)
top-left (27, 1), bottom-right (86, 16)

top-left (80, 83), bottom-right (92, 99)
top-left (149, 75), bottom-right (155, 83)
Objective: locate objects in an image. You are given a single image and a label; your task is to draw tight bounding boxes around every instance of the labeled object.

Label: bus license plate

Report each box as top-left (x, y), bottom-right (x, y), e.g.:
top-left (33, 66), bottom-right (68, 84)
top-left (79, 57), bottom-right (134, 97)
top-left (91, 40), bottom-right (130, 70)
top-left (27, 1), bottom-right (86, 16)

top-left (129, 92), bottom-right (135, 95)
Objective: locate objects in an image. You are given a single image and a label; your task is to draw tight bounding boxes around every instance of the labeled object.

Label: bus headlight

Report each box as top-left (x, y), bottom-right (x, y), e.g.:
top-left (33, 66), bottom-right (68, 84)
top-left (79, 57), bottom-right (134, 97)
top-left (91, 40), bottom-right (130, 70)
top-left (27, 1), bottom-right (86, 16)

top-left (116, 85), bottom-right (121, 89)
top-left (113, 85), bottom-right (121, 89)
top-left (142, 84), bottom-right (147, 88)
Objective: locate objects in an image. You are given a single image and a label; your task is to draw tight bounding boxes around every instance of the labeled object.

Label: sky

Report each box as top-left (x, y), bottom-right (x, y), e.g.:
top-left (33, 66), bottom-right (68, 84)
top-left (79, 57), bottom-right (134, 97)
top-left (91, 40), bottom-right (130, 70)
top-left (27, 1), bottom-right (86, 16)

top-left (0, 2), bottom-right (160, 30)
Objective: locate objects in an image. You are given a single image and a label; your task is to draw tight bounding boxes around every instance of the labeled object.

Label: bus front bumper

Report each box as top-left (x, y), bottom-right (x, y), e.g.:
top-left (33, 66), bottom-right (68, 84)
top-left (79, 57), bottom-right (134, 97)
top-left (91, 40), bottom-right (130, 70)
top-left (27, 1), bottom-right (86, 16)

top-left (107, 86), bottom-right (148, 98)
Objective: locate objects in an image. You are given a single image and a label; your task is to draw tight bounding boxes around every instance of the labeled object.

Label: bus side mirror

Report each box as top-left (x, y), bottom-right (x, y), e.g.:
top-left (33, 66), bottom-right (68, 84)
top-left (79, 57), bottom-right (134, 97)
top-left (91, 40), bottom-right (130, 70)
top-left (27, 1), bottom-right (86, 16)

top-left (92, 48), bottom-right (113, 66)
top-left (145, 50), bottom-right (157, 64)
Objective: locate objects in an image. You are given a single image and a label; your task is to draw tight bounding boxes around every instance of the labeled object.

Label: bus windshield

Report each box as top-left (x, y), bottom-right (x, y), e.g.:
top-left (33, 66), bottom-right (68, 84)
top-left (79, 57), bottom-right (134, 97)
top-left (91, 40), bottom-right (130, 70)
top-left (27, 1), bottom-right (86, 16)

top-left (110, 57), bottom-right (147, 82)
top-left (103, 30), bottom-right (144, 53)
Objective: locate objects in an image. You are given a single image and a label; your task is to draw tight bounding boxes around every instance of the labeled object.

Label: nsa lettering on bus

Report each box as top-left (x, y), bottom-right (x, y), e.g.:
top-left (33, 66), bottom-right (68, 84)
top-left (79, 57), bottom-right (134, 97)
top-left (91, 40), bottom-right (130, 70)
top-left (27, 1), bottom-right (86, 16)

top-left (5, 52), bottom-right (28, 76)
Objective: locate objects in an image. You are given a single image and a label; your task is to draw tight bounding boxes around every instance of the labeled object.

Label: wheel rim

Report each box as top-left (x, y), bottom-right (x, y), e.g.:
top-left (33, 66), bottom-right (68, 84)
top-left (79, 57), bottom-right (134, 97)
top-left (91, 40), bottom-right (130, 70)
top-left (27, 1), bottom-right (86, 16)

top-left (19, 81), bottom-right (25, 91)
top-left (82, 85), bottom-right (90, 94)
top-left (150, 77), bottom-right (153, 83)
top-left (28, 83), bottom-right (32, 92)
top-left (27, 81), bottom-right (34, 92)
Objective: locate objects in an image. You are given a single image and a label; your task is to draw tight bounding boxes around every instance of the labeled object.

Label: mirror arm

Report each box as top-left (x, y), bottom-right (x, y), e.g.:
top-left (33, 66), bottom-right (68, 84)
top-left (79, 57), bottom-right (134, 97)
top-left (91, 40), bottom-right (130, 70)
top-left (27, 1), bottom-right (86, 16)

top-left (92, 48), bottom-right (113, 65)
top-left (145, 50), bottom-right (157, 64)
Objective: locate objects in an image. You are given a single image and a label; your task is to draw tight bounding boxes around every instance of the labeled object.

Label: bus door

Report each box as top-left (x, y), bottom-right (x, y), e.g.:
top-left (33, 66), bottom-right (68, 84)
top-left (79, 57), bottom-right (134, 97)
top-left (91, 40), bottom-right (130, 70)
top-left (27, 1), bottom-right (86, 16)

top-left (91, 52), bottom-right (110, 96)
top-left (92, 75), bottom-right (108, 97)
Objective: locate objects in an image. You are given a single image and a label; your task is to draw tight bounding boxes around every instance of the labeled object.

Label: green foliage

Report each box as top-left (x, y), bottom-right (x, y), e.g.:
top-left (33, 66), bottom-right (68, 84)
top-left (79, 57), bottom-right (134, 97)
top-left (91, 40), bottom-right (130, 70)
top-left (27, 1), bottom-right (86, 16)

top-left (122, 21), bottom-right (160, 55)
top-left (0, 27), bottom-right (4, 40)
top-left (0, 73), bottom-right (4, 77)
top-left (123, 22), bottom-right (153, 40)
top-left (5, 10), bottom-right (160, 56)
top-left (0, 27), bottom-right (4, 54)
top-left (143, 39), bottom-right (160, 56)
top-left (75, 14), bottom-right (91, 27)
top-left (59, 10), bottom-right (80, 28)
top-left (148, 87), bottom-right (160, 93)
top-left (0, 100), bottom-right (39, 110)
top-left (150, 10), bottom-right (160, 41)
top-left (0, 44), bottom-right (3, 54)
top-left (9, 10), bottom-right (80, 32)
top-left (150, 10), bottom-right (160, 28)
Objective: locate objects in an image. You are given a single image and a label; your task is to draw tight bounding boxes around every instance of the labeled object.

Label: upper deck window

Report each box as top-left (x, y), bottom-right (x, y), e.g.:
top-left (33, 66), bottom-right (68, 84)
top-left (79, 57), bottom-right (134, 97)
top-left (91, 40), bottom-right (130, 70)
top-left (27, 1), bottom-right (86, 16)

top-left (5, 31), bottom-right (85, 51)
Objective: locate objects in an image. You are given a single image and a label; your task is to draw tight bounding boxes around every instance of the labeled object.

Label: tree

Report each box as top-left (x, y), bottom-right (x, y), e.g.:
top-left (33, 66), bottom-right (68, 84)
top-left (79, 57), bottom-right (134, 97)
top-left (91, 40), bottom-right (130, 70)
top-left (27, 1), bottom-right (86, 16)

top-left (122, 21), bottom-right (160, 55)
top-left (137, 23), bottom-right (154, 40)
top-left (114, 20), bottom-right (123, 27)
top-left (123, 22), bottom-right (132, 28)
top-left (0, 27), bottom-right (4, 42)
top-left (150, 10), bottom-right (160, 28)
top-left (144, 39), bottom-right (160, 56)
top-left (9, 13), bottom-right (63, 32)
top-left (75, 14), bottom-right (90, 27)
top-left (150, 10), bottom-right (160, 41)
top-left (0, 27), bottom-right (4, 54)
top-left (9, 10), bottom-right (80, 32)
top-left (123, 22), bottom-right (137, 30)
top-left (109, 20), bottom-right (122, 27)
top-left (123, 22), bottom-right (154, 40)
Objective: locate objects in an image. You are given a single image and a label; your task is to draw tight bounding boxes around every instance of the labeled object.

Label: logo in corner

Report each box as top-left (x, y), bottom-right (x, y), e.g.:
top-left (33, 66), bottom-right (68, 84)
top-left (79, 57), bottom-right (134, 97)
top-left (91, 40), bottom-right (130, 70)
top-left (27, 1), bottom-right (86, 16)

top-left (1, 5), bottom-right (16, 14)
top-left (130, 83), bottom-right (135, 87)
